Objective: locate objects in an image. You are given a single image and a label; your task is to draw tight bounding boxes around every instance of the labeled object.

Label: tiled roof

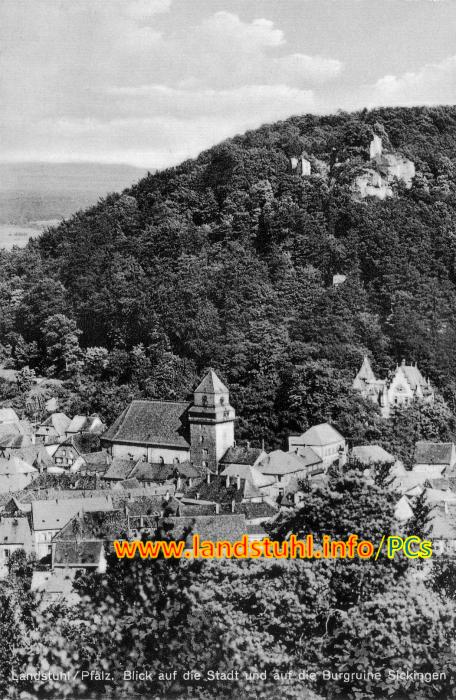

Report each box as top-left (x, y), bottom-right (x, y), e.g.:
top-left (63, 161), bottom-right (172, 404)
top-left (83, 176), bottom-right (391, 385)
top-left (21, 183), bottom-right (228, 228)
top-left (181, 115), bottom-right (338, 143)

top-left (80, 451), bottom-right (111, 471)
top-left (415, 442), bottom-right (454, 465)
top-left (0, 516), bottom-right (32, 544)
top-left (67, 415), bottom-right (105, 434)
top-left (259, 449), bottom-right (320, 476)
top-left (185, 475), bottom-right (245, 506)
top-left (32, 495), bottom-right (113, 531)
top-left (299, 423), bottom-right (344, 446)
top-left (194, 369), bottom-right (228, 395)
top-left (38, 413), bottom-right (70, 437)
top-left (429, 505), bottom-right (456, 539)
top-left (156, 514), bottom-right (246, 542)
top-left (219, 463), bottom-right (275, 488)
top-left (220, 446), bottom-right (264, 466)
top-left (102, 400), bottom-right (191, 448)
top-left (103, 458), bottom-right (135, 480)
top-left (234, 501), bottom-right (278, 520)
top-left (0, 456), bottom-right (37, 476)
top-left (351, 445), bottom-right (395, 465)
top-left (400, 365), bottom-right (427, 390)
top-left (53, 540), bottom-right (104, 567)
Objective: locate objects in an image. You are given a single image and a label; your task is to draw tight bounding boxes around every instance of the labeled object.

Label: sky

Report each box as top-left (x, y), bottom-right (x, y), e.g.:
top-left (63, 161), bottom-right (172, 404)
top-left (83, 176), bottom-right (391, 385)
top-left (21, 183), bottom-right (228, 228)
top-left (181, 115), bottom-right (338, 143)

top-left (1, 0), bottom-right (456, 169)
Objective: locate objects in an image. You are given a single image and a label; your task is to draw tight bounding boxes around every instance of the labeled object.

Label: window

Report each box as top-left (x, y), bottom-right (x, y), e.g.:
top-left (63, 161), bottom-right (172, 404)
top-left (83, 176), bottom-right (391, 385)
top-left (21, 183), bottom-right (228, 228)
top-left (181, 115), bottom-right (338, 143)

top-left (200, 435), bottom-right (204, 444)
top-left (4, 550), bottom-right (10, 559)
top-left (56, 458), bottom-right (62, 464)
top-left (202, 395), bottom-right (208, 406)
top-left (220, 396), bottom-right (225, 405)
top-left (159, 456), bottom-right (164, 465)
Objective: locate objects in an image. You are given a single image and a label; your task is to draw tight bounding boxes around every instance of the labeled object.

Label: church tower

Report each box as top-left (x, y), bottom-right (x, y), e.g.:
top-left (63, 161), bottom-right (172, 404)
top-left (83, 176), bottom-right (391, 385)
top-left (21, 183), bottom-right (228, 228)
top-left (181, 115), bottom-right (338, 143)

top-left (188, 369), bottom-right (235, 472)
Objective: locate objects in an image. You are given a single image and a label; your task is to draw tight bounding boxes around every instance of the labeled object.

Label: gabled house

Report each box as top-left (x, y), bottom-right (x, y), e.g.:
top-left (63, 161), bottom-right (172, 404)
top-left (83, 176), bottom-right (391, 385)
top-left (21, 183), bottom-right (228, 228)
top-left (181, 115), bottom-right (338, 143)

top-left (52, 540), bottom-right (106, 573)
top-left (31, 569), bottom-right (80, 606)
top-left (35, 413), bottom-right (71, 445)
top-left (0, 516), bottom-right (34, 577)
top-left (0, 455), bottom-right (37, 493)
top-left (31, 495), bottom-right (114, 559)
top-left (65, 414), bottom-right (106, 437)
top-left (258, 448), bottom-right (323, 499)
top-left (288, 423), bottom-right (345, 469)
top-left (219, 445), bottom-right (266, 472)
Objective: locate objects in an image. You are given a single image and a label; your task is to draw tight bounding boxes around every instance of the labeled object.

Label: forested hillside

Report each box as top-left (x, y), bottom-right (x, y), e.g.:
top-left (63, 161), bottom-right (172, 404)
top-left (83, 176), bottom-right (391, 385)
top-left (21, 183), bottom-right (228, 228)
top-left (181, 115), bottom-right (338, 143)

top-left (3, 105), bottom-right (456, 458)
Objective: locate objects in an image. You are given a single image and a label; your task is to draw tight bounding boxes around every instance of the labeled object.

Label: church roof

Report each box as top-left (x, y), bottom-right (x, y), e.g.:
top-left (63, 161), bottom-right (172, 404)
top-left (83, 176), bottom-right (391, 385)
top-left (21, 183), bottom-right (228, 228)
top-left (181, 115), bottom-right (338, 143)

top-left (102, 400), bottom-right (190, 448)
top-left (194, 369), bottom-right (228, 395)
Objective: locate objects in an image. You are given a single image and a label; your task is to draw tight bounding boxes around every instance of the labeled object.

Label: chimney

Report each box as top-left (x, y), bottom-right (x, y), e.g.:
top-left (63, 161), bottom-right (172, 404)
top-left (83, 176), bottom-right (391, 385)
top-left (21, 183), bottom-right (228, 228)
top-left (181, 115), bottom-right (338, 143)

top-left (226, 474), bottom-right (230, 488)
top-left (215, 503), bottom-right (220, 514)
top-left (236, 475), bottom-right (241, 490)
top-left (231, 499), bottom-right (236, 513)
top-left (261, 438), bottom-right (265, 451)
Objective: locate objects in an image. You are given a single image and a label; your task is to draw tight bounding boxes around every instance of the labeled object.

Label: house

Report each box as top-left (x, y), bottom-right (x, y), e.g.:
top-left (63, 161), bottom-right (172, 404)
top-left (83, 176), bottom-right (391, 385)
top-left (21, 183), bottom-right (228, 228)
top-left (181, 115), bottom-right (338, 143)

top-left (219, 463), bottom-right (276, 498)
top-left (66, 414), bottom-right (105, 437)
top-left (52, 540), bottom-right (106, 573)
top-left (0, 516), bottom-right (34, 577)
top-left (31, 569), bottom-right (80, 605)
top-left (413, 442), bottom-right (456, 478)
top-left (428, 505), bottom-right (456, 557)
top-left (288, 423), bottom-right (345, 469)
top-left (52, 435), bottom-right (85, 469)
top-left (0, 455), bottom-right (38, 493)
top-left (35, 413), bottom-right (70, 445)
top-left (31, 495), bottom-right (114, 559)
top-left (77, 451), bottom-right (111, 475)
top-left (219, 445), bottom-right (266, 472)
top-left (101, 369), bottom-right (236, 472)
top-left (257, 448), bottom-right (322, 499)
top-left (353, 357), bottom-right (434, 418)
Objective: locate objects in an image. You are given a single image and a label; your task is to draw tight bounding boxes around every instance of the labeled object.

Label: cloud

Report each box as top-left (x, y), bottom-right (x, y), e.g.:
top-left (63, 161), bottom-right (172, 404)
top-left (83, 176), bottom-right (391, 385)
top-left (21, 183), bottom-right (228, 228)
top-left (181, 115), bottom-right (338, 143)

top-left (367, 54), bottom-right (456, 106)
top-left (0, 5), bottom-right (342, 167)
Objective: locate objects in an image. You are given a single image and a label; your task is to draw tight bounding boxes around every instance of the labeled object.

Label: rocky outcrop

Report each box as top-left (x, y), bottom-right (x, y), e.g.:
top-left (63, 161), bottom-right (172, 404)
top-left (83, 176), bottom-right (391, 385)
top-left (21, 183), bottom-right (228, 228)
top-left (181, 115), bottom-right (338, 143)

top-left (353, 135), bottom-right (415, 200)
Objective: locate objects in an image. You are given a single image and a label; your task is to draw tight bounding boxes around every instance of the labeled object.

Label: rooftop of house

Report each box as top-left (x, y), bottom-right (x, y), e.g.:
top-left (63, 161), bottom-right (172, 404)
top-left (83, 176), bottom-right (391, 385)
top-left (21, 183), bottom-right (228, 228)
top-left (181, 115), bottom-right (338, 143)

top-left (66, 414), bottom-right (105, 434)
top-left (429, 505), bottom-right (456, 540)
top-left (103, 457), bottom-right (135, 480)
top-left (0, 455), bottom-right (37, 476)
top-left (351, 445), bottom-right (396, 465)
top-left (53, 540), bottom-right (104, 567)
top-left (397, 362), bottom-right (428, 391)
top-left (219, 463), bottom-right (275, 488)
top-left (0, 408), bottom-right (20, 424)
top-left (185, 475), bottom-right (246, 506)
top-left (80, 451), bottom-right (111, 473)
top-left (298, 423), bottom-right (344, 446)
top-left (259, 449), bottom-right (320, 476)
top-left (102, 400), bottom-right (191, 448)
top-left (156, 514), bottom-right (247, 543)
top-left (37, 413), bottom-right (70, 436)
top-left (31, 495), bottom-right (113, 531)
top-left (414, 442), bottom-right (455, 465)
top-left (234, 501), bottom-right (278, 520)
top-left (219, 445), bottom-right (265, 466)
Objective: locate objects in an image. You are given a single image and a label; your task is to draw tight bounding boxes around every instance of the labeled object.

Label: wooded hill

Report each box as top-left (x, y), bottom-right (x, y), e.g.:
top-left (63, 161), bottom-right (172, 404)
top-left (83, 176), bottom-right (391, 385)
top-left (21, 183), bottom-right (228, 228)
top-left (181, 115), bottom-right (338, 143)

top-left (3, 105), bottom-right (456, 455)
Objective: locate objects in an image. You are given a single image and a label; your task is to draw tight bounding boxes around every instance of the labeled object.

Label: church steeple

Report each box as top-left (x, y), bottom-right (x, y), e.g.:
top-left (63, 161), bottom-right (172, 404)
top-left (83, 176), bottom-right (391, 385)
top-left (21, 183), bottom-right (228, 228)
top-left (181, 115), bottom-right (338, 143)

top-left (189, 369), bottom-right (235, 472)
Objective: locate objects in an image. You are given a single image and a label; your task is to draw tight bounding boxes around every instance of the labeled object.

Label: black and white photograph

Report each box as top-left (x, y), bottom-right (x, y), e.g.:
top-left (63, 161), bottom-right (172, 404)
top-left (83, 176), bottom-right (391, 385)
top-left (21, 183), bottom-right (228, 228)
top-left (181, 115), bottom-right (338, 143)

top-left (1, 0), bottom-right (456, 698)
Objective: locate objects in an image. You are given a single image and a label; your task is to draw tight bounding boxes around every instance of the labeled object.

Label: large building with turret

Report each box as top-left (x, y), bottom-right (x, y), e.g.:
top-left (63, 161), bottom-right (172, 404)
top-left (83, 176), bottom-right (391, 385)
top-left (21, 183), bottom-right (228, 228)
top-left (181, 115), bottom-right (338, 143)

top-left (353, 357), bottom-right (434, 418)
top-left (101, 369), bottom-right (235, 472)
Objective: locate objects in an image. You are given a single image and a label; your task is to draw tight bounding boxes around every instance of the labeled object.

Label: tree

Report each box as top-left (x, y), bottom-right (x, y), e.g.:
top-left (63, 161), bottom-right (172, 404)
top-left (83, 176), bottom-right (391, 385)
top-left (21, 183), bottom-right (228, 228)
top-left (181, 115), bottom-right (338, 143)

top-left (42, 314), bottom-right (82, 377)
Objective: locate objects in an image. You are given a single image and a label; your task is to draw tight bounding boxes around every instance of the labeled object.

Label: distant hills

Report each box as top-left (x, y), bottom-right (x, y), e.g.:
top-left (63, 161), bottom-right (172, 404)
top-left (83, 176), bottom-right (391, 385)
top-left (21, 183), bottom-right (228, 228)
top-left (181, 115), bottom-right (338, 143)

top-left (0, 162), bottom-right (148, 225)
